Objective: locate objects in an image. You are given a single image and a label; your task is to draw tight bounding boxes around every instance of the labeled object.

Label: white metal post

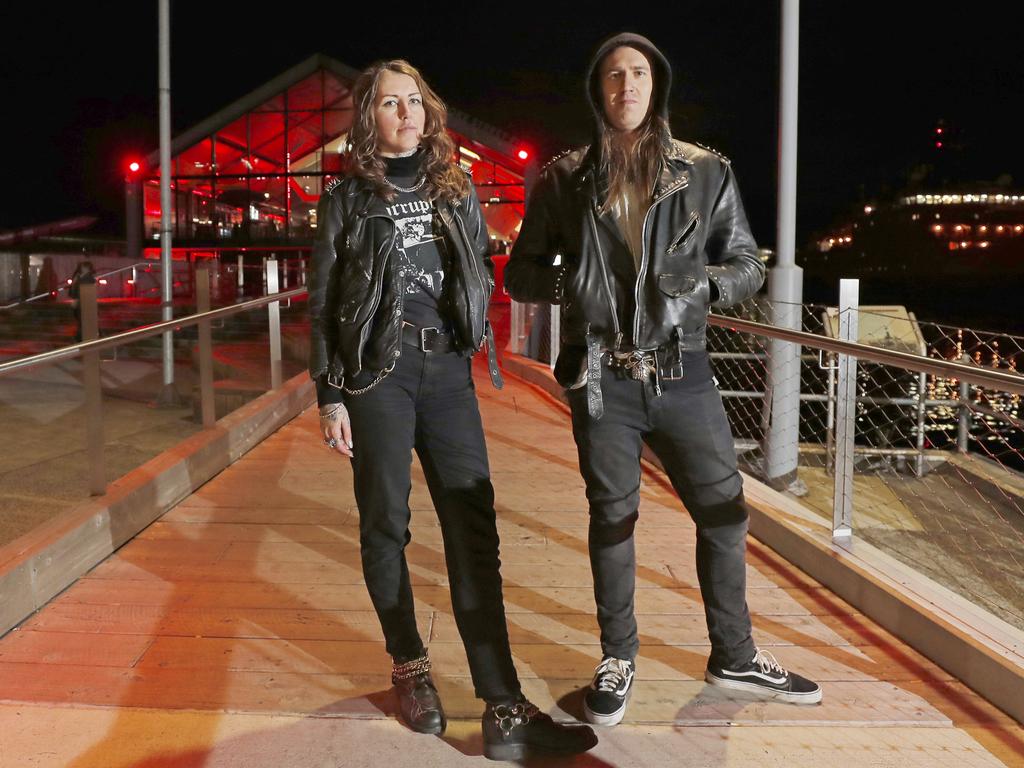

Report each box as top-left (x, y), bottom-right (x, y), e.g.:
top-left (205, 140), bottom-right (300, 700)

top-left (156, 0), bottom-right (179, 406)
top-left (763, 0), bottom-right (805, 491)
top-left (833, 279), bottom-right (859, 539)
top-left (266, 259), bottom-right (282, 389)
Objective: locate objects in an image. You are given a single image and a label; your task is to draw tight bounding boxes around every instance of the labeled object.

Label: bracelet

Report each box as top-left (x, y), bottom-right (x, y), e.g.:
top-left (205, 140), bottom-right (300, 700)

top-left (319, 404), bottom-right (346, 420)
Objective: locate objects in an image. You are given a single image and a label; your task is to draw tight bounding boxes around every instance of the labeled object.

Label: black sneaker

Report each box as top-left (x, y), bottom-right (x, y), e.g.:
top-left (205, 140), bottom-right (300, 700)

top-left (482, 698), bottom-right (598, 761)
top-left (705, 648), bottom-right (822, 704)
top-left (583, 657), bottom-right (635, 726)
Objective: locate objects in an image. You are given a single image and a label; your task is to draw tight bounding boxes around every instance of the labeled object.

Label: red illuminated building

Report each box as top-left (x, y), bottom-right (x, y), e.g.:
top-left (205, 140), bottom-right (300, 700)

top-left (126, 54), bottom-right (530, 274)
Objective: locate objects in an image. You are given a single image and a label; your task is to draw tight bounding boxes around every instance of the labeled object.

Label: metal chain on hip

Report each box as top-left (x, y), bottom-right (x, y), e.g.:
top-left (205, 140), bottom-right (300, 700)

top-left (342, 361), bottom-right (396, 395)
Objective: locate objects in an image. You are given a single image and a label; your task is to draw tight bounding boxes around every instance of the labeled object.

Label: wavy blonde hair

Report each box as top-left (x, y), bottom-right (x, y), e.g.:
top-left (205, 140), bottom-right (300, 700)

top-left (348, 60), bottom-right (470, 203)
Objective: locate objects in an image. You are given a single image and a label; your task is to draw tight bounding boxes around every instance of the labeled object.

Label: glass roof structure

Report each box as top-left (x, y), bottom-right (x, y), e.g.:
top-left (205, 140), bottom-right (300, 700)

top-left (133, 54), bottom-right (528, 256)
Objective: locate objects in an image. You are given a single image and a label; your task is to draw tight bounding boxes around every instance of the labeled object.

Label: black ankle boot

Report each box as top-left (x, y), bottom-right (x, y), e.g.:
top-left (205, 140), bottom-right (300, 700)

top-left (393, 657), bottom-right (446, 735)
top-left (481, 698), bottom-right (598, 761)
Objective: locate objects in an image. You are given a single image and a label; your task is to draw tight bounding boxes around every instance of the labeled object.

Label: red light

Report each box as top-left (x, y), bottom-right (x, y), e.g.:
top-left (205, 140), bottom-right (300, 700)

top-left (98, 278), bottom-right (108, 285)
top-left (935, 141), bottom-right (943, 148)
top-left (127, 160), bottom-right (141, 174)
top-left (936, 127), bottom-right (944, 135)
top-left (517, 149), bottom-right (529, 161)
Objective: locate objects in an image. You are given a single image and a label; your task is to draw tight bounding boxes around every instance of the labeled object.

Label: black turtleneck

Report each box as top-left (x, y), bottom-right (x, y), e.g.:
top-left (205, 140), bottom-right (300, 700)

top-left (383, 150), bottom-right (424, 179)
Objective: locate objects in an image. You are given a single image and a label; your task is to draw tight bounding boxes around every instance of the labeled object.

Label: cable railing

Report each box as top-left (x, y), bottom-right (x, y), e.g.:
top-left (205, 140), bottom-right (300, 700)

top-left (509, 287), bottom-right (1024, 632)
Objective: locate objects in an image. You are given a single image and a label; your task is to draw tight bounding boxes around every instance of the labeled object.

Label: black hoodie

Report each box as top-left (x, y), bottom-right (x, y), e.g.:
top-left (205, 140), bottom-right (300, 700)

top-left (585, 32), bottom-right (674, 149)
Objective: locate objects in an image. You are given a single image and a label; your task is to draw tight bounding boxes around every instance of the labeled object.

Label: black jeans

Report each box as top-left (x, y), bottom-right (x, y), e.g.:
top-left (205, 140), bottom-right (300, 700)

top-left (568, 364), bottom-right (756, 669)
top-left (343, 347), bottom-right (521, 702)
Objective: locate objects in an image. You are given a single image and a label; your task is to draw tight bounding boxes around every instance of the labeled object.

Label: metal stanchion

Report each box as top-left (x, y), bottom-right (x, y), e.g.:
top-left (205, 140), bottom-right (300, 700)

top-left (833, 279), bottom-right (858, 539)
top-left (196, 267), bottom-right (215, 427)
top-left (81, 282), bottom-right (105, 496)
top-left (549, 305), bottom-right (560, 373)
top-left (266, 259), bottom-right (282, 389)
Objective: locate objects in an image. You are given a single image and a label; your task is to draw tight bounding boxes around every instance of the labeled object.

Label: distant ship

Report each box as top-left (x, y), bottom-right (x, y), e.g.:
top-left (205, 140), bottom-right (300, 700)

top-left (799, 188), bottom-right (1024, 332)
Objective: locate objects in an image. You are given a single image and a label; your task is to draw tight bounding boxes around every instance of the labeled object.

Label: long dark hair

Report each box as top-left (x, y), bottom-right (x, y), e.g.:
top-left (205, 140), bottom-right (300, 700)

top-left (598, 112), bottom-right (670, 214)
top-left (348, 60), bottom-right (470, 203)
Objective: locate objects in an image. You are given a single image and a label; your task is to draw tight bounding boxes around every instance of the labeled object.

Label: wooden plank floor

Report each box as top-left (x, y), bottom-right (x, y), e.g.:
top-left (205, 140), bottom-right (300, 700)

top-left (1, 365), bottom-right (1022, 767)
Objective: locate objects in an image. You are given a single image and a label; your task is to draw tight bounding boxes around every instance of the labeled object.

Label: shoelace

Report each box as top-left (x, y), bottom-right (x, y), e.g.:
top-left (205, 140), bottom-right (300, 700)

top-left (752, 648), bottom-right (787, 677)
top-left (593, 658), bottom-right (632, 692)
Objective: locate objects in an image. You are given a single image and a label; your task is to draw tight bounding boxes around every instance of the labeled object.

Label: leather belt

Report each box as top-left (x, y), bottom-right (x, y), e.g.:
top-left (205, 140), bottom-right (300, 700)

top-left (400, 321), bottom-right (505, 391)
top-left (402, 322), bottom-right (455, 353)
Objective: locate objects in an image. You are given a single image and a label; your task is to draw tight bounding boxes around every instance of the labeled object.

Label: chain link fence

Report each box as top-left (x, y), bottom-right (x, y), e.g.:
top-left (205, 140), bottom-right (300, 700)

top-left (509, 295), bottom-right (1024, 632)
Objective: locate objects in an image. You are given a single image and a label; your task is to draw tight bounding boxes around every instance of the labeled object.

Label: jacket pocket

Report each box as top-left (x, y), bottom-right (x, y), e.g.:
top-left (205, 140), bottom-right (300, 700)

top-left (667, 211), bottom-right (700, 253)
top-left (657, 273), bottom-right (697, 298)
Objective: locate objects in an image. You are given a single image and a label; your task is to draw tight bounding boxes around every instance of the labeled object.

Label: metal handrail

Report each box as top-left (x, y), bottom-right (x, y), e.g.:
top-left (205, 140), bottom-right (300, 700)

top-left (0, 287), bottom-right (308, 377)
top-left (708, 314), bottom-right (1024, 396)
top-left (0, 261), bottom-right (156, 310)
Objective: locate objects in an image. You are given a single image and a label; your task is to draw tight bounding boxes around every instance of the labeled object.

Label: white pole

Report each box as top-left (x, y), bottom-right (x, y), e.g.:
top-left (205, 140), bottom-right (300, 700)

top-left (157, 0), bottom-right (179, 405)
top-left (762, 0), bottom-right (805, 491)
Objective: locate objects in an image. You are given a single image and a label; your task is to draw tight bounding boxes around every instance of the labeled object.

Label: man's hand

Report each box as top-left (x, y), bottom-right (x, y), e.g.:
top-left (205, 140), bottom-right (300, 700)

top-left (319, 403), bottom-right (354, 457)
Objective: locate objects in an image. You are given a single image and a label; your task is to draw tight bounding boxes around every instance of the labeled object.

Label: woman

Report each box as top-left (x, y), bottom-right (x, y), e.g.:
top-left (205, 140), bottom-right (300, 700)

top-left (307, 60), bottom-right (596, 761)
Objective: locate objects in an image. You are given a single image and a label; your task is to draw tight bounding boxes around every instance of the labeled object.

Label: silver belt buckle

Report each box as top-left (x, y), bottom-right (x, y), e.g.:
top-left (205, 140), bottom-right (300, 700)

top-left (624, 351), bottom-right (656, 381)
top-left (420, 326), bottom-right (440, 351)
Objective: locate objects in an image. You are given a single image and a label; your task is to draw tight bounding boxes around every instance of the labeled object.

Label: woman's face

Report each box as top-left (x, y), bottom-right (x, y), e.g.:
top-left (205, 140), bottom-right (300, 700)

top-left (373, 70), bottom-right (426, 156)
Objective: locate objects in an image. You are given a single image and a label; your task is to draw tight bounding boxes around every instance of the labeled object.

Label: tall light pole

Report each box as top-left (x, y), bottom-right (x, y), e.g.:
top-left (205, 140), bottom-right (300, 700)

top-left (762, 0), bottom-right (805, 492)
top-left (156, 0), bottom-right (181, 405)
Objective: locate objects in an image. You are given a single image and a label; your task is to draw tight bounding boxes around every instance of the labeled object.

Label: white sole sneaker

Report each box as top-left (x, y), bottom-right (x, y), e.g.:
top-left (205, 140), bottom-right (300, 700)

top-left (583, 692), bottom-right (630, 726)
top-left (705, 670), bottom-right (823, 704)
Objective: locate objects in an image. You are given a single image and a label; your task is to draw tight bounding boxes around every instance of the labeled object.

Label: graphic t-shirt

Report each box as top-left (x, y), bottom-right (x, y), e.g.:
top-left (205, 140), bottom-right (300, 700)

top-left (383, 154), bottom-right (450, 331)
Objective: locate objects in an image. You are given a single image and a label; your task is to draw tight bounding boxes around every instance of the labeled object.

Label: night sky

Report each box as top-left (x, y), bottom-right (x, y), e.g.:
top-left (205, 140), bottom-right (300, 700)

top-left (2, 2), bottom-right (1021, 248)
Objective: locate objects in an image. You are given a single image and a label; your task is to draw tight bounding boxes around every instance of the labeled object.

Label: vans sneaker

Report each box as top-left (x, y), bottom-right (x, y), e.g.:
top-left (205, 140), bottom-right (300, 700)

top-left (705, 648), bottom-right (821, 704)
top-left (583, 657), bottom-right (635, 725)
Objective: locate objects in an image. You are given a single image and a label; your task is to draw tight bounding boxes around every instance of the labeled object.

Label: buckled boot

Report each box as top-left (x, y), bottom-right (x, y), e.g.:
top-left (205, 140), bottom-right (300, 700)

top-left (481, 698), bottom-right (598, 761)
top-left (393, 657), bottom-right (446, 735)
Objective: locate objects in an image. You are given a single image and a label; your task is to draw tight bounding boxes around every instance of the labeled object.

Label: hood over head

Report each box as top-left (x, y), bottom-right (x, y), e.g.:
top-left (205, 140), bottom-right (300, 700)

top-left (585, 32), bottom-right (673, 139)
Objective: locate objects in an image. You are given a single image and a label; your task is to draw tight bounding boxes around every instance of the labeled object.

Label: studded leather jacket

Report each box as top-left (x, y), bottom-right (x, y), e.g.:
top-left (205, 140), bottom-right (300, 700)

top-left (505, 139), bottom-right (765, 386)
top-left (307, 173), bottom-right (498, 391)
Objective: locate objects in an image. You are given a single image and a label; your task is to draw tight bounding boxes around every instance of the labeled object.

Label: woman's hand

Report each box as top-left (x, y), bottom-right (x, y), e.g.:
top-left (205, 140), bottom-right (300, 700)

top-left (319, 403), bottom-right (354, 457)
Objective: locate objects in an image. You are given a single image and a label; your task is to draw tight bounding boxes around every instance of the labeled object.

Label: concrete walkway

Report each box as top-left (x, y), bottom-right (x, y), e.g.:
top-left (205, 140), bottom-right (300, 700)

top-left (1, 366), bottom-right (1023, 767)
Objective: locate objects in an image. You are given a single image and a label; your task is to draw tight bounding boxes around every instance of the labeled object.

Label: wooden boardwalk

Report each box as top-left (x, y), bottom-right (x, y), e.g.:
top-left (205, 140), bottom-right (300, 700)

top-left (1, 368), bottom-right (1022, 767)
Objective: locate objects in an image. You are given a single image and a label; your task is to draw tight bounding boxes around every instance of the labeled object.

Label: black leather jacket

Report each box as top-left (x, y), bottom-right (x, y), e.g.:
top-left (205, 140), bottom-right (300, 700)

top-left (307, 174), bottom-right (495, 389)
top-left (506, 139), bottom-right (765, 381)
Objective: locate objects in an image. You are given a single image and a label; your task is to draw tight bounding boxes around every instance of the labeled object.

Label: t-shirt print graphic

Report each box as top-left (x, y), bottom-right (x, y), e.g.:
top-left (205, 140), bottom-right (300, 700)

top-left (387, 199), bottom-right (445, 299)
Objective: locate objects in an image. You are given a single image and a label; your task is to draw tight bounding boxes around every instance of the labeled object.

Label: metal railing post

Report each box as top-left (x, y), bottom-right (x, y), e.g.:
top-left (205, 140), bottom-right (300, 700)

top-left (196, 267), bottom-right (215, 427)
top-left (266, 259), bottom-right (282, 389)
top-left (833, 279), bottom-right (858, 539)
top-left (958, 353), bottom-right (971, 452)
top-left (915, 370), bottom-right (927, 476)
top-left (80, 281), bottom-right (105, 496)
top-left (509, 300), bottom-right (523, 355)
top-left (549, 304), bottom-right (560, 373)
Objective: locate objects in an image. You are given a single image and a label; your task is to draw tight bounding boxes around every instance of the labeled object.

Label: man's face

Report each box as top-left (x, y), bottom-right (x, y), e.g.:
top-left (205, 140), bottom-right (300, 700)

top-left (599, 46), bottom-right (653, 133)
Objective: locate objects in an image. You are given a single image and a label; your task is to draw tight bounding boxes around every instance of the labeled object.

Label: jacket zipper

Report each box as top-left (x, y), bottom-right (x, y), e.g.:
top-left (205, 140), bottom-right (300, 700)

top-left (361, 214), bottom-right (397, 359)
top-left (588, 203), bottom-right (622, 345)
top-left (633, 178), bottom-right (690, 345)
top-left (452, 211), bottom-right (489, 347)
top-left (666, 211), bottom-right (700, 253)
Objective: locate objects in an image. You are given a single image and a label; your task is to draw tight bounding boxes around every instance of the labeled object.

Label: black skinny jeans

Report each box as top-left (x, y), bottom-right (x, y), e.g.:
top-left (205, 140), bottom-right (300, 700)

top-left (343, 346), bottom-right (521, 702)
top-left (567, 363), bottom-right (757, 669)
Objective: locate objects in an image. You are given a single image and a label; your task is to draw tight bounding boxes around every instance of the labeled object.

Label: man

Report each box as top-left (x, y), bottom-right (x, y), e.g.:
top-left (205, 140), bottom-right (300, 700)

top-left (506, 32), bottom-right (821, 727)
